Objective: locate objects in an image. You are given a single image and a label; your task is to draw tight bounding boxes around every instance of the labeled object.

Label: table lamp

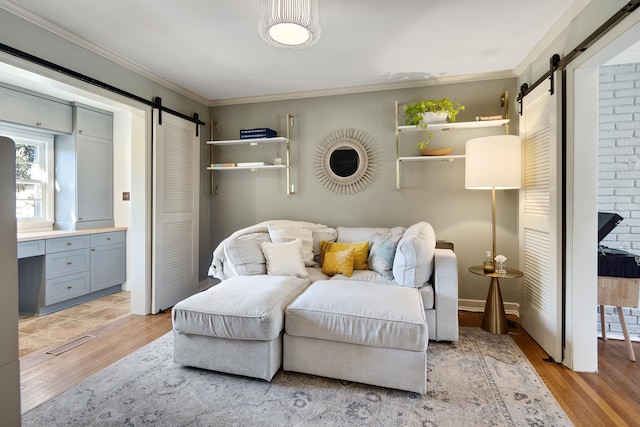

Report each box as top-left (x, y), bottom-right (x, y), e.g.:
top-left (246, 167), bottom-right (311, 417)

top-left (465, 135), bottom-right (522, 269)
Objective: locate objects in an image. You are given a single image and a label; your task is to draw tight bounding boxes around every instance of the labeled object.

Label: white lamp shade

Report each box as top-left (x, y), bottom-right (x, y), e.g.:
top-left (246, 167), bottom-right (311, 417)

top-left (465, 135), bottom-right (522, 190)
top-left (259, 0), bottom-right (320, 49)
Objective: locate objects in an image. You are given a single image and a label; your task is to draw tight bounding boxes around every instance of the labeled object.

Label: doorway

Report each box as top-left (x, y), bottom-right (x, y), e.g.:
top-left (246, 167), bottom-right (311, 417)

top-left (566, 13), bottom-right (640, 371)
top-left (0, 59), bottom-right (153, 317)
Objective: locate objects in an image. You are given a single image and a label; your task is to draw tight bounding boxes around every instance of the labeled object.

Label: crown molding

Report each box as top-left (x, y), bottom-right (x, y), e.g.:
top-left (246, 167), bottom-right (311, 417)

top-left (514, 0), bottom-right (592, 77)
top-left (208, 70), bottom-right (516, 107)
top-left (0, 0), bottom-right (210, 106)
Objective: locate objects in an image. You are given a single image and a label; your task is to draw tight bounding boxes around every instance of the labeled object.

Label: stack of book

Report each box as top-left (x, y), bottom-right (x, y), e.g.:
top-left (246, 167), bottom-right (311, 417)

top-left (240, 128), bottom-right (277, 139)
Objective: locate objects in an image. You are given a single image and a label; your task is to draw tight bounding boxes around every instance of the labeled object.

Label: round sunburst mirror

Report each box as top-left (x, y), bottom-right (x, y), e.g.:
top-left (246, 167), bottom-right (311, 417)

top-left (314, 128), bottom-right (377, 194)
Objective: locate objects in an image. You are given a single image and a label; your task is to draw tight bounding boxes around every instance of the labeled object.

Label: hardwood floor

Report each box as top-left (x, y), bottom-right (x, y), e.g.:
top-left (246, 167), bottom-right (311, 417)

top-left (20, 310), bottom-right (172, 413)
top-left (21, 310), bottom-right (640, 426)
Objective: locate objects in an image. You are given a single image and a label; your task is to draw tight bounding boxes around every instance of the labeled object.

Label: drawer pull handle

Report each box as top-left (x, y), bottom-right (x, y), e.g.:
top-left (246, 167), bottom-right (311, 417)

top-left (66, 242), bottom-right (72, 246)
top-left (92, 249), bottom-right (96, 252)
top-left (67, 285), bottom-right (73, 289)
top-left (67, 261), bottom-right (72, 265)
top-left (107, 237), bottom-right (111, 240)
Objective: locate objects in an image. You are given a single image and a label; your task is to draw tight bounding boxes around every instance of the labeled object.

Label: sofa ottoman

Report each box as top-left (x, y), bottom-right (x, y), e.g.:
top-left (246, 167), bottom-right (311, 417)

top-left (283, 280), bottom-right (428, 393)
top-left (172, 275), bottom-right (311, 381)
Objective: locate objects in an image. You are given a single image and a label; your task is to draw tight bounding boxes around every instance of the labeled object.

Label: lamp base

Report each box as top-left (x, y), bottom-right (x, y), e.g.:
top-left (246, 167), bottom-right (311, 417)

top-left (481, 277), bottom-right (508, 334)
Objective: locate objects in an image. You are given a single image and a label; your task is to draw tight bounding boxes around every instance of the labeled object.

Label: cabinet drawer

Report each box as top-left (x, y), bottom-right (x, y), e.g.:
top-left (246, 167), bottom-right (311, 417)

top-left (46, 249), bottom-right (90, 279)
top-left (45, 271), bottom-right (90, 305)
top-left (17, 240), bottom-right (45, 259)
top-left (76, 106), bottom-right (113, 139)
top-left (91, 231), bottom-right (125, 247)
top-left (46, 235), bottom-right (90, 253)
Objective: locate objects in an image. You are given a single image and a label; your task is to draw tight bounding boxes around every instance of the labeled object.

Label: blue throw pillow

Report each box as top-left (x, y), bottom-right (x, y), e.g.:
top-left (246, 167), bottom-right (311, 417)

top-left (368, 232), bottom-right (401, 279)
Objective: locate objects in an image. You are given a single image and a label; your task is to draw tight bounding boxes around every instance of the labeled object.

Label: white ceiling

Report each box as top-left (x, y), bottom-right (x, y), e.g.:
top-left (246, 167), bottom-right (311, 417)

top-left (0, 0), bottom-right (587, 105)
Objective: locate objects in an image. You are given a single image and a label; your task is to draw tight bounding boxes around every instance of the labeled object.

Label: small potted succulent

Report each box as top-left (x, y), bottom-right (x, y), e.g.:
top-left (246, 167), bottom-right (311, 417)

top-left (404, 98), bottom-right (465, 153)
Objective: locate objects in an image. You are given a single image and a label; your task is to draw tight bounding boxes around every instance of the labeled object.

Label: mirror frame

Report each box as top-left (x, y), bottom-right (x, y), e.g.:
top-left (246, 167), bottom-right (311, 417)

top-left (314, 128), bottom-right (377, 194)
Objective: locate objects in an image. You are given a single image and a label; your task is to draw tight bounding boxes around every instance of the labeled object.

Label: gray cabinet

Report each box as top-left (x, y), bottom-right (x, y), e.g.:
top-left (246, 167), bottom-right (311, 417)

top-left (90, 231), bottom-right (125, 292)
top-left (55, 104), bottom-right (114, 230)
top-left (0, 83), bottom-right (72, 134)
top-left (17, 230), bottom-right (126, 315)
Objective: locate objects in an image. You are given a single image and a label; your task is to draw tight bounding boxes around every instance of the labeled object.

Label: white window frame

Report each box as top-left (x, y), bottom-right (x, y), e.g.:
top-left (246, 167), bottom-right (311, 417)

top-left (1, 125), bottom-right (55, 232)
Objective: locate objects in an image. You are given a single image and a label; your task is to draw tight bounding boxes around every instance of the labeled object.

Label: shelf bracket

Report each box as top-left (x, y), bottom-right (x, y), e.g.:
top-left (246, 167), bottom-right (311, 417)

top-left (286, 113), bottom-right (295, 195)
top-left (210, 121), bottom-right (218, 196)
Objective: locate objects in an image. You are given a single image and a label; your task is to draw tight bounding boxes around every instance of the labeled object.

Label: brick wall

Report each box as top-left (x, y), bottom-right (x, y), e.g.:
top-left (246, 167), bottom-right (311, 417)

top-left (598, 63), bottom-right (640, 341)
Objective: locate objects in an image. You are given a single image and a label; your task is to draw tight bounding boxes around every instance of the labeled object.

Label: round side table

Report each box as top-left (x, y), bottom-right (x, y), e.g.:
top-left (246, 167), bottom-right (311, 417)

top-left (468, 265), bottom-right (523, 335)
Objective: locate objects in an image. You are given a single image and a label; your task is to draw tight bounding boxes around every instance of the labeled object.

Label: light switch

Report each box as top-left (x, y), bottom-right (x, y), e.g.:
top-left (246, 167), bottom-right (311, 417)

top-left (122, 192), bottom-right (130, 201)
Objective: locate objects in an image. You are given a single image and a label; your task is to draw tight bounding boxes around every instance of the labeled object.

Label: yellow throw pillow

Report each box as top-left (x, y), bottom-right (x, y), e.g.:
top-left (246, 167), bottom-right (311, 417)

top-left (322, 248), bottom-right (355, 277)
top-left (320, 240), bottom-right (369, 270)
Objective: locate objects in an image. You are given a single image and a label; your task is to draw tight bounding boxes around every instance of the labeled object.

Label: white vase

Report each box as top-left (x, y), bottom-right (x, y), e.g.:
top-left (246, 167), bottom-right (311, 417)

top-left (421, 111), bottom-right (448, 124)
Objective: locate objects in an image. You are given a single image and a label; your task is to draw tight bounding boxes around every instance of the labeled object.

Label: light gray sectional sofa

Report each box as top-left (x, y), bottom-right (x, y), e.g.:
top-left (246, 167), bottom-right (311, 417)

top-left (172, 220), bottom-right (458, 394)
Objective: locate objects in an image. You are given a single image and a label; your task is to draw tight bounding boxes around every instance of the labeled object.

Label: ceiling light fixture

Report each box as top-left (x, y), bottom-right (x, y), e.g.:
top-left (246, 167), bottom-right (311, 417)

top-left (259, 0), bottom-right (320, 49)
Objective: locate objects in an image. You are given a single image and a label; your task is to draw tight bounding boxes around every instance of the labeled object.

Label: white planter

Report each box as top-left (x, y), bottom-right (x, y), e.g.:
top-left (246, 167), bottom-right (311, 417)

top-left (421, 111), bottom-right (448, 124)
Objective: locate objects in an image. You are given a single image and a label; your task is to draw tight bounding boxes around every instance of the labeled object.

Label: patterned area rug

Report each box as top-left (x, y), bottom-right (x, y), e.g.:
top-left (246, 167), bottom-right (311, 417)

top-left (22, 327), bottom-right (572, 426)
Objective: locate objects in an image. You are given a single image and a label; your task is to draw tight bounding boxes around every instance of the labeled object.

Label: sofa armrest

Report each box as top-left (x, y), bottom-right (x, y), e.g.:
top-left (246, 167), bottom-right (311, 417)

top-left (433, 248), bottom-right (459, 341)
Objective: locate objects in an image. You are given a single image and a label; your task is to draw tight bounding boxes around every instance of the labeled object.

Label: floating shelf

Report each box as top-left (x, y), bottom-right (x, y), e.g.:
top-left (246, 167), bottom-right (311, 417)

top-left (399, 155), bottom-right (466, 162)
top-left (397, 119), bottom-right (509, 133)
top-left (207, 115), bottom-right (294, 195)
top-left (394, 96), bottom-right (510, 189)
top-left (207, 164), bottom-right (287, 171)
top-left (206, 136), bottom-right (288, 146)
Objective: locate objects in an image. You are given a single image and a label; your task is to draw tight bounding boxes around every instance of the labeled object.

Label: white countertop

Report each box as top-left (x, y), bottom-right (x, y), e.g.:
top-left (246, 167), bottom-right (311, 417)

top-left (17, 227), bottom-right (128, 242)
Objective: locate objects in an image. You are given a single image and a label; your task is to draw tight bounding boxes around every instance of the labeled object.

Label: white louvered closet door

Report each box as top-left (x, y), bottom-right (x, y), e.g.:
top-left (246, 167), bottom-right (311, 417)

top-left (152, 110), bottom-right (200, 313)
top-left (519, 78), bottom-right (563, 363)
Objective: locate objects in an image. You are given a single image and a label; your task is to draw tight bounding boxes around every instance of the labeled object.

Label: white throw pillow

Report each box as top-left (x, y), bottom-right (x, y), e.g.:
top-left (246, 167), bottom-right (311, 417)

top-left (268, 224), bottom-right (315, 266)
top-left (393, 222), bottom-right (436, 287)
top-left (261, 240), bottom-right (308, 277)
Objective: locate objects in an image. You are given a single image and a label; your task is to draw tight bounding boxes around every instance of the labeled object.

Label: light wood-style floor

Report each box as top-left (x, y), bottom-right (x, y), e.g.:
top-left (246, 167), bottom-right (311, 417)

top-left (20, 310), bottom-right (640, 425)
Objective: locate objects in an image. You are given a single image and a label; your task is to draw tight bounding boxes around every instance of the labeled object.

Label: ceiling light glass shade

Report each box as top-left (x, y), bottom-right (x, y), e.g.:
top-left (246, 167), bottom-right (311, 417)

top-left (259, 0), bottom-right (320, 49)
top-left (465, 135), bottom-right (522, 190)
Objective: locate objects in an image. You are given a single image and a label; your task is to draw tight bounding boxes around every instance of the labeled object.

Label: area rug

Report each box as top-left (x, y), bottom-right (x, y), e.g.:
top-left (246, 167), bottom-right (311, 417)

top-left (22, 327), bottom-right (572, 426)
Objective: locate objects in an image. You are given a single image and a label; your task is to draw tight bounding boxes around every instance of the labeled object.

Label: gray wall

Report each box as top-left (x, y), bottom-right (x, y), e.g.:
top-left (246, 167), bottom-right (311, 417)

top-left (209, 78), bottom-right (520, 303)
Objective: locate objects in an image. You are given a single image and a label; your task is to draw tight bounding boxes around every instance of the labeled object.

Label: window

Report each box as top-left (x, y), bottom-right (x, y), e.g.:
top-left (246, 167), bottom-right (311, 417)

top-left (0, 125), bottom-right (54, 231)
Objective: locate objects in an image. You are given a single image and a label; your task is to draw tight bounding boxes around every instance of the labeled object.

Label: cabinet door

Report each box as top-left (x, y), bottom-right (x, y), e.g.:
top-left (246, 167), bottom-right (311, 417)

top-left (77, 107), bottom-right (113, 139)
top-left (77, 134), bottom-right (113, 222)
top-left (90, 243), bottom-right (125, 292)
top-left (0, 86), bottom-right (72, 134)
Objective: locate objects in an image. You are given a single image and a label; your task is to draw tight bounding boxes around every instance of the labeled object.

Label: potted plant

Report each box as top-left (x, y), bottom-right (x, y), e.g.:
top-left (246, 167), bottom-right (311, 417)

top-left (404, 98), bottom-right (465, 153)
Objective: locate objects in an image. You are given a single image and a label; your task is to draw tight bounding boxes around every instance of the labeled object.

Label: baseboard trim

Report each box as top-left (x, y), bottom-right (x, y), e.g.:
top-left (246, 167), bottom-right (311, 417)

top-left (458, 299), bottom-right (520, 317)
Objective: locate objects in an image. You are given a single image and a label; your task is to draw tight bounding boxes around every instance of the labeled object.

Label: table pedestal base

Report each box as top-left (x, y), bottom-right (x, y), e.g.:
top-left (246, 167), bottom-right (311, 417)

top-left (481, 277), bottom-right (508, 335)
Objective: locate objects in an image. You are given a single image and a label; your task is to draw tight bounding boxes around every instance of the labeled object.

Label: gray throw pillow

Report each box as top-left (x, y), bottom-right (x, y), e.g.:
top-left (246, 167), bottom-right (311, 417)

top-left (224, 239), bottom-right (267, 275)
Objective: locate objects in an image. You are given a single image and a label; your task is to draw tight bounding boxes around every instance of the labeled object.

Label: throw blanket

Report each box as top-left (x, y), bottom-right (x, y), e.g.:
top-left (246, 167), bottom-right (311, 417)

top-left (208, 219), bottom-right (330, 280)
